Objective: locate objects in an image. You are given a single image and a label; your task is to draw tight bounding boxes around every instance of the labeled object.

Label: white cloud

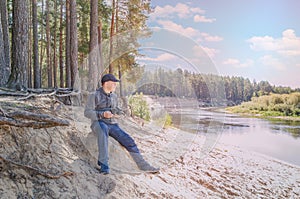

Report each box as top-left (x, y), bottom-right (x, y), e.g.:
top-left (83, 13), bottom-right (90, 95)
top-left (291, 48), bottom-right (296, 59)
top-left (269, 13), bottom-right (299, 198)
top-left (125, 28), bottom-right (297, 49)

top-left (138, 53), bottom-right (176, 62)
top-left (260, 55), bottom-right (286, 71)
top-left (157, 20), bottom-right (223, 43)
top-left (247, 36), bottom-right (278, 51)
top-left (174, 3), bottom-right (193, 18)
top-left (223, 58), bottom-right (253, 68)
top-left (151, 3), bottom-right (207, 21)
top-left (201, 33), bottom-right (223, 42)
top-left (223, 58), bottom-right (240, 65)
top-left (194, 15), bottom-right (216, 23)
top-left (152, 4), bottom-right (188, 19)
top-left (202, 47), bottom-right (219, 58)
top-left (193, 45), bottom-right (219, 58)
top-left (247, 29), bottom-right (300, 56)
top-left (157, 20), bottom-right (199, 38)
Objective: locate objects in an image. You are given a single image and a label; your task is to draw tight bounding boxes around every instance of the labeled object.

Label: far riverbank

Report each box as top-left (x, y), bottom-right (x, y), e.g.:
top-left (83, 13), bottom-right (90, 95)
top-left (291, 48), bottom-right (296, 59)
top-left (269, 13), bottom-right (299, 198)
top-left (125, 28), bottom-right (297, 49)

top-left (224, 106), bottom-right (300, 122)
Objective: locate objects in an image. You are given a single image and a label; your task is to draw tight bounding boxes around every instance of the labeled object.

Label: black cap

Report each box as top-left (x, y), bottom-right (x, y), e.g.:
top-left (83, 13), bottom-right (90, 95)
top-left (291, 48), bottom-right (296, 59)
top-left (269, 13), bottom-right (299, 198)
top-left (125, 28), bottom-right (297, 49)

top-left (101, 74), bottom-right (120, 84)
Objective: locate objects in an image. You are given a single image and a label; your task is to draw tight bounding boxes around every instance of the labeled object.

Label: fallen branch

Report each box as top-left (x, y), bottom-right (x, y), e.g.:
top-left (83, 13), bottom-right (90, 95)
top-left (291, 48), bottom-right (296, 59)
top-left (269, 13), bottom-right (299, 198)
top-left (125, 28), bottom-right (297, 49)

top-left (55, 90), bottom-right (80, 97)
top-left (0, 155), bottom-right (74, 179)
top-left (0, 111), bottom-right (70, 129)
top-left (9, 111), bottom-right (69, 124)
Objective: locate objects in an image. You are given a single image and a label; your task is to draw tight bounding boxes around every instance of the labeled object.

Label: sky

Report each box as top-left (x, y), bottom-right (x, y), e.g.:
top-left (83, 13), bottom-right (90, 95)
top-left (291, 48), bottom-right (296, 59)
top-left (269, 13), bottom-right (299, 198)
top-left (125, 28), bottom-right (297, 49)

top-left (138, 0), bottom-right (300, 88)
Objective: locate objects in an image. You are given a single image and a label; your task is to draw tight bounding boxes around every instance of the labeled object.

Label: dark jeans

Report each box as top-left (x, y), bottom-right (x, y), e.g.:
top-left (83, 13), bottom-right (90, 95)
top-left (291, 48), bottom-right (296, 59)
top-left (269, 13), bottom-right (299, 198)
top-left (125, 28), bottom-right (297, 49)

top-left (91, 121), bottom-right (140, 165)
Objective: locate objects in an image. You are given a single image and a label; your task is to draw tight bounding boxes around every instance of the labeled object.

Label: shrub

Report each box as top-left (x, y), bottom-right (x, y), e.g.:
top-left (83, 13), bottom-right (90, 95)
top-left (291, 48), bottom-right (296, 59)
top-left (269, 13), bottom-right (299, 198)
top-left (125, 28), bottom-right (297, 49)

top-left (293, 108), bottom-right (300, 116)
top-left (164, 113), bottom-right (173, 127)
top-left (269, 94), bottom-right (283, 105)
top-left (229, 92), bottom-right (300, 117)
top-left (128, 93), bottom-right (150, 121)
top-left (287, 93), bottom-right (300, 105)
top-left (262, 111), bottom-right (284, 117)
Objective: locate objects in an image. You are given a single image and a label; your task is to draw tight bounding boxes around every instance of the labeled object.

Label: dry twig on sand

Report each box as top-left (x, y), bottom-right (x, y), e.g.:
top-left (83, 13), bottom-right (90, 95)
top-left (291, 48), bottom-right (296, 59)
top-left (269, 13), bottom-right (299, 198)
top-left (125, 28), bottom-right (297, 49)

top-left (0, 155), bottom-right (74, 179)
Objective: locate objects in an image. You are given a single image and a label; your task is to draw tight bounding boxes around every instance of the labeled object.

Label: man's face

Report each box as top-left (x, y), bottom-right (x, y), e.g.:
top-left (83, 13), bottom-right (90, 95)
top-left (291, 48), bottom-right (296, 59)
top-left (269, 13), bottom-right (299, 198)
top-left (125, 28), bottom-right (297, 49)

top-left (103, 81), bottom-right (117, 92)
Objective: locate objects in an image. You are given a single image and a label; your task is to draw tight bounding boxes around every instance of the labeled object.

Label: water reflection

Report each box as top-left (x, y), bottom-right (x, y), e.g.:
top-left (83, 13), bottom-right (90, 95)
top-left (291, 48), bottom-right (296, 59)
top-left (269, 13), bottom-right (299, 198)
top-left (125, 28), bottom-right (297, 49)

top-left (268, 119), bottom-right (300, 139)
top-left (169, 108), bottom-right (300, 166)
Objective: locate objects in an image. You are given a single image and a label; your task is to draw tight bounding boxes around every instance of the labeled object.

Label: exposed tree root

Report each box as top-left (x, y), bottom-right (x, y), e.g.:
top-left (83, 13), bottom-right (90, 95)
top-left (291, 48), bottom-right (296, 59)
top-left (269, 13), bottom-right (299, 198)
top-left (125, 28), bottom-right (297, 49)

top-left (0, 110), bottom-right (70, 128)
top-left (0, 87), bottom-right (81, 105)
top-left (0, 88), bottom-right (76, 128)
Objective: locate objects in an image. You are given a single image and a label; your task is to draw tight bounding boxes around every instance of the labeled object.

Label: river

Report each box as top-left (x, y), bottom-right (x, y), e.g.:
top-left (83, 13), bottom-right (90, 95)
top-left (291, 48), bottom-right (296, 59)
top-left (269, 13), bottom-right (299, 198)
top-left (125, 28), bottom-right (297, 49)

top-left (169, 108), bottom-right (300, 167)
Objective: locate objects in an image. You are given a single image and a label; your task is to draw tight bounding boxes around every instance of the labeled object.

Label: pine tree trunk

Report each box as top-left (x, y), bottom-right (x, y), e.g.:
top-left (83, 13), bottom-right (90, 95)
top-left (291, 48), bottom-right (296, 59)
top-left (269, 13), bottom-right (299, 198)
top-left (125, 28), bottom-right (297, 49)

top-left (7, 0), bottom-right (29, 89)
top-left (0, 0), bottom-right (10, 85)
top-left (69, 0), bottom-right (78, 89)
top-left (88, 0), bottom-right (99, 91)
top-left (46, 0), bottom-right (52, 88)
top-left (28, 5), bottom-right (32, 88)
top-left (39, 0), bottom-right (45, 87)
top-left (108, 0), bottom-right (115, 74)
top-left (65, 0), bottom-right (71, 88)
top-left (0, 15), bottom-right (6, 86)
top-left (53, 0), bottom-right (58, 88)
top-left (116, 0), bottom-right (123, 96)
top-left (59, 0), bottom-right (64, 88)
top-left (32, 0), bottom-right (41, 88)
top-left (98, 20), bottom-right (103, 76)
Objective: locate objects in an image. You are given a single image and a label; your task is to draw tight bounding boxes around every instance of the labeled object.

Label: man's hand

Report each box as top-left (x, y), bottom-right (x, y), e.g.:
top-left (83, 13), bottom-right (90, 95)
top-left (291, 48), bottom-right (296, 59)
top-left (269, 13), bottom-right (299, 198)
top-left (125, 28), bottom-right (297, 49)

top-left (103, 111), bottom-right (114, 118)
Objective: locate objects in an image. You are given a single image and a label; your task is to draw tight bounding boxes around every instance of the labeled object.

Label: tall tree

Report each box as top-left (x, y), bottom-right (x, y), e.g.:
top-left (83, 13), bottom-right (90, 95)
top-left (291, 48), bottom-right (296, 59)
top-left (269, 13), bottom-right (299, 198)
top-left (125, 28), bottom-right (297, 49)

top-left (243, 78), bottom-right (253, 101)
top-left (28, 2), bottom-right (32, 88)
top-left (32, 0), bottom-right (41, 88)
top-left (110, 0), bottom-right (151, 95)
top-left (7, 0), bottom-right (29, 89)
top-left (88, 0), bottom-right (99, 91)
top-left (0, 0), bottom-right (10, 85)
top-left (39, 0), bottom-right (45, 86)
top-left (98, 19), bottom-right (103, 73)
top-left (258, 81), bottom-right (273, 95)
top-left (69, 0), bottom-right (78, 88)
top-left (59, 0), bottom-right (64, 88)
top-left (77, 1), bottom-right (90, 65)
top-left (52, 0), bottom-right (58, 88)
top-left (108, 0), bottom-right (116, 74)
top-left (65, 0), bottom-right (71, 88)
top-left (0, 14), bottom-right (6, 86)
top-left (116, 0), bottom-right (122, 96)
top-left (46, 0), bottom-right (52, 87)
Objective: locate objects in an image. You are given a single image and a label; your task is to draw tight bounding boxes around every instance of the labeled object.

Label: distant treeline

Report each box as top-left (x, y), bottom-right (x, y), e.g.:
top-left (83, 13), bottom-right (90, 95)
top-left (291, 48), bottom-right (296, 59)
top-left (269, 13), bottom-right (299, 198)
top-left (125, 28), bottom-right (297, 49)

top-left (124, 68), bottom-right (300, 106)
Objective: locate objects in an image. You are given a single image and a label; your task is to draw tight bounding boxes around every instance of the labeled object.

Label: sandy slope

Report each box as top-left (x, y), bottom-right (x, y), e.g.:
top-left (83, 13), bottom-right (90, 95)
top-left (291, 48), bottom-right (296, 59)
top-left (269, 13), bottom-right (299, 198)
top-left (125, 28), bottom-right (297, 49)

top-left (1, 100), bottom-right (300, 198)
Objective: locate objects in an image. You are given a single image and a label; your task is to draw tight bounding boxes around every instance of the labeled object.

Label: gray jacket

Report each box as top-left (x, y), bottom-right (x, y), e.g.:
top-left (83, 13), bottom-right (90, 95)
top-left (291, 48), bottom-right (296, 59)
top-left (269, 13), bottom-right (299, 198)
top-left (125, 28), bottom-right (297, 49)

top-left (84, 87), bottom-right (124, 124)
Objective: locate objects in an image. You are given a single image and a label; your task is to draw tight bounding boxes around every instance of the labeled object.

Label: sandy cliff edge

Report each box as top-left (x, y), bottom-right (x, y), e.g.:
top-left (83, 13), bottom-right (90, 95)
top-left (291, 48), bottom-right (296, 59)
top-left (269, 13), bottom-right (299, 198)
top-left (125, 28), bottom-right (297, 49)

top-left (0, 97), bottom-right (300, 199)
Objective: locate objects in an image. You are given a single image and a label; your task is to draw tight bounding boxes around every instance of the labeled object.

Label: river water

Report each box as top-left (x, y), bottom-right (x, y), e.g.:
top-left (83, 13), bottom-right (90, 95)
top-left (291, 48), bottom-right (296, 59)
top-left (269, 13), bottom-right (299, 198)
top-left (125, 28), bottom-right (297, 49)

top-left (169, 108), bottom-right (300, 167)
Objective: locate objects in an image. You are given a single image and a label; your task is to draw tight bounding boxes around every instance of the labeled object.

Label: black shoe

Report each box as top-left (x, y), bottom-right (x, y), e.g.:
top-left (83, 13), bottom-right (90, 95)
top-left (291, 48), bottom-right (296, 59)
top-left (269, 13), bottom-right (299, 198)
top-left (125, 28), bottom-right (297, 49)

top-left (98, 161), bottom-right (110, 174)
